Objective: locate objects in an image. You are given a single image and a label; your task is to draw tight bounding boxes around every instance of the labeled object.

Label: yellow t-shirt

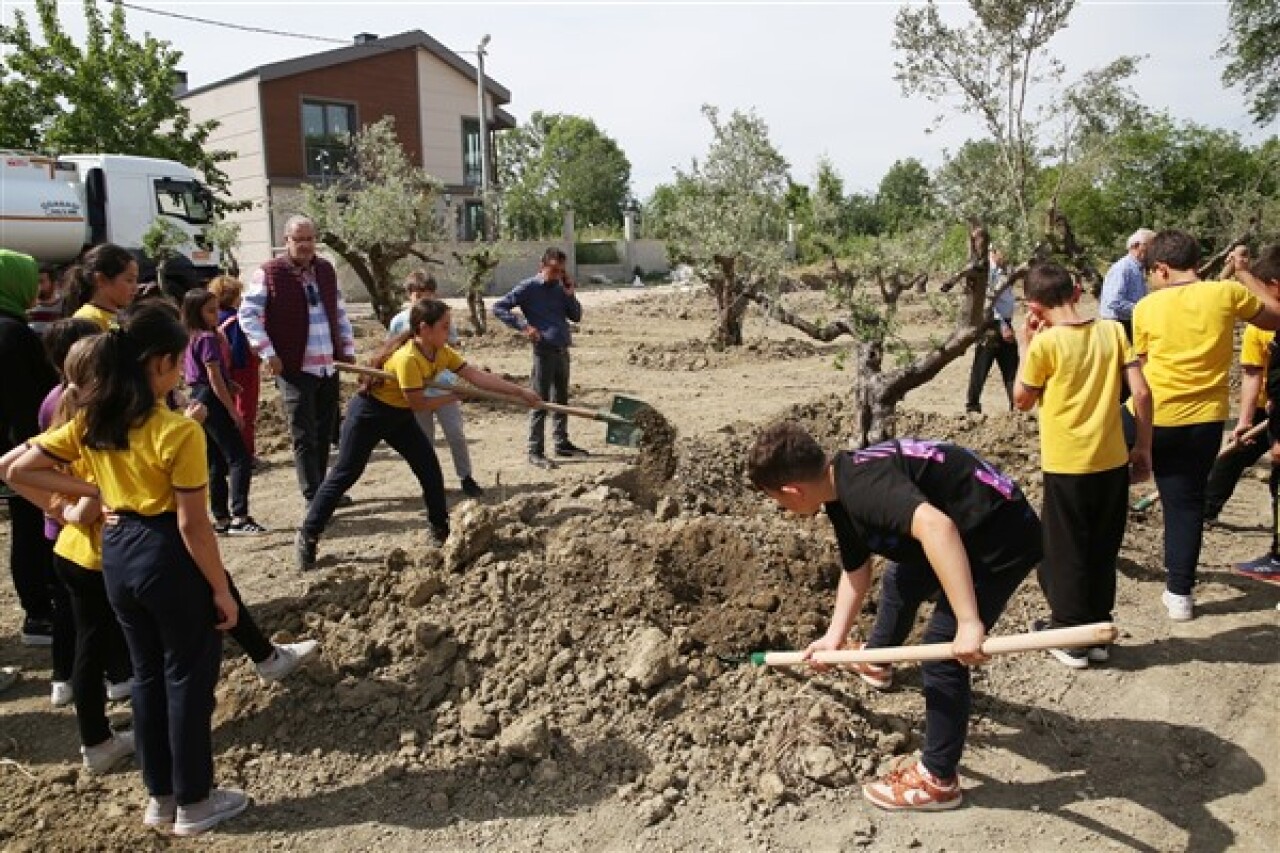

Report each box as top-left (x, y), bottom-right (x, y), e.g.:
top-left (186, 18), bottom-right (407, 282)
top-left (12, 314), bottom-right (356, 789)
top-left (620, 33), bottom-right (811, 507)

top-left (72, 303), bottom-right (117, 332)
top-left (53, 461), bottom-right (103, 571)
top-left (1132, 280), bottom-right (1264, 427)
top-left (1021, 319), bottom-right (1135, 474)
top-left (1240, 324), bottom-right (1274, 411)
top-left (368, 340), bottom-right (466, 408)
top-left (37, 404), bottom-right (208, 516)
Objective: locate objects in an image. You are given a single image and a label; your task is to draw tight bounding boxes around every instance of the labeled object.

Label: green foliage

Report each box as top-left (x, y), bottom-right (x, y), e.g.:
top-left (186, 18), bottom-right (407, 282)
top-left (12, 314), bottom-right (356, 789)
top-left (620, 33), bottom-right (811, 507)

top-left (141, 217), bottom-right (189, 285)
top-left (0, 0), bottom-right (238, 208)
top-left (576, 242), bottom-right (619, 265)
top-left (298, 117), bottom-right (445, 325)
top-left (496, 112), bottom-right (632, 239)
top-left (1219, 0), bottom-right (1280, 126)
top-left (877, 158), bottom-right (934, 233)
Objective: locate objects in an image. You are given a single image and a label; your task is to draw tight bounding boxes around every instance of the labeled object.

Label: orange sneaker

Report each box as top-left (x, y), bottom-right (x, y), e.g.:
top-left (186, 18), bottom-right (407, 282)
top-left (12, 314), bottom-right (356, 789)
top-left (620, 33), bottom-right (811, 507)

top-left (850, 643), bottom-right (893, 690)
top-left (862, 758), bottom-right (963, 811)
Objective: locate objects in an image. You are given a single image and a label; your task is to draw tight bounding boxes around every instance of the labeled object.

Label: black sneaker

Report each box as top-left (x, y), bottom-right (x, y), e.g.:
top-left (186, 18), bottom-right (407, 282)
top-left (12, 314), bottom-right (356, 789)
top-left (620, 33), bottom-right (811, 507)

top-left (460, 476), bottom-right (485, 498)
top-left (227, 517), bottom-right (268, 536)
top-left (430, 525), bottom-right (451, 547)
top-left (295, 530), bottom-right (318, 571)
top-left (528, 453), bottom-right (558, 470)
top-left (554, 442), bottom-right (590, 458)
top-left (21, 617), bottom-right (54, 647)
top-left (1032, 618), bottom-right (1088, 669)
top-left (213, 518), bottom-right (231, 535)
top-left (336, 494), bottom-right (355, 508)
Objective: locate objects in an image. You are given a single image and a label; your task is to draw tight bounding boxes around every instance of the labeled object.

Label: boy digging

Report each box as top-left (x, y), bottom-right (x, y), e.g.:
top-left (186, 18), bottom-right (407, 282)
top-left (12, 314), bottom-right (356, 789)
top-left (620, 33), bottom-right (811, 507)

top-left (1013, 263), bottom-right (1153, 668)
top-left (748, 424), bottom-right (1042, 810)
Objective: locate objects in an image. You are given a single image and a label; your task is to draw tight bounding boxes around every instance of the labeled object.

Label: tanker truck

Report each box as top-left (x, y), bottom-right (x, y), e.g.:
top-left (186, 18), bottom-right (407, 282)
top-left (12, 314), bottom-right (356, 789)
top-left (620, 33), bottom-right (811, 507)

top-left (0, 151), bottom-right (222, 298)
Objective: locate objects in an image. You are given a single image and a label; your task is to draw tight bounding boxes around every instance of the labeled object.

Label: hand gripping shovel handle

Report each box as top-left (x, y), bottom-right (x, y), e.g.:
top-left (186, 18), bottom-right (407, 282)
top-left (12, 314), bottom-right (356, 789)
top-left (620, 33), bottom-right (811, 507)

top-left (750, 622), bottom-right (1118, 667)
top-left (334, 362), bottom-right (623, 424)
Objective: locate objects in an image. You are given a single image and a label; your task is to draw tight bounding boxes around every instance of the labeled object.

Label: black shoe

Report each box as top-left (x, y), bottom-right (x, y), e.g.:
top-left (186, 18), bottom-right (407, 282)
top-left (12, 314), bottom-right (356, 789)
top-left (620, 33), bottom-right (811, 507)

top-left (554, 442), bottom-right (590, 458)
top-left (431, 525), bottom-right (451, 546)
top-left (460, 476), bottom-right (485, 498)
top-left (528, 453), bottom-right (558, 470)
top-left (295, 530), bottom-right (318, 571)
top-left (21, 617), bottom-right (54, 647)
top-left (336, 494), bottom-right (354, 508)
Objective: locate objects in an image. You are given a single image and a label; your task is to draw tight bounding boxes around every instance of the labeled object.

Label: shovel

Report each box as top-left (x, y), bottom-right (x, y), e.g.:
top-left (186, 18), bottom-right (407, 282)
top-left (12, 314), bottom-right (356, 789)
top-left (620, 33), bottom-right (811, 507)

top-left (336, 362), bottom-right (648, 447)
top-left (744, 622), bottom-right (1118, 667)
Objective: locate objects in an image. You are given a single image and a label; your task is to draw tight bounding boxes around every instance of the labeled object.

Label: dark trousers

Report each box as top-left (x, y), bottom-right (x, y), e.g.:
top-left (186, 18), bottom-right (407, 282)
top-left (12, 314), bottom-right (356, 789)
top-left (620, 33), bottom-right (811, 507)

top-left (303, 394), bottom-right (449, 538)
top-left (1038, 466), bottom-right (1129, 626)
top-left (965, 339), bottom-right (1018, 413)
top-left (1125, 412), bottom-right (1222, 595)
top-left (1270, 464), bottom-right (1280, 556)
top-left (191, 385), bottom-right (252, 520)
top-left (103, 513), bottom-right (222, 806)
top-left (1204, 407), bottom-right (1267, 519)
top-left (866, 553), bottom-right (1035, 780)
top-left (528, 347), bottom-right (571, 454)
top-left (49, 556), bottom-right (75, 682)
top-left (9, 496), bottom-right (53, 621)
top-left (53, 555), bottom-right (133, 747)
top-left (227, 577), bottom-right (273, 664)
top-left (276, 371), bottom-right (340, 502)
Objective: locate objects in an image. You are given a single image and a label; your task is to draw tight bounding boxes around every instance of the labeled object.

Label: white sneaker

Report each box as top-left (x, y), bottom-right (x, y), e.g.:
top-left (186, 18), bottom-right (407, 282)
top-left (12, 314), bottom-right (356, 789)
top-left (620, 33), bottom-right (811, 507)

top-left (51, 680), bottom-right (73, 707)
top-left (143, 794), bottom-right (177, 828)
top-left (106, 678), bottom-right (133, 702)
top-left (1162, 590), bottom-right (1194, 621)
top-left (81, 730), bottom-right (135, 775)
top-left (173, 787), bottom-right (250, 836)
top-left (1086, 646), bottom-right (1111, 663)
top-left (255, 640), bottom-right (319, 683)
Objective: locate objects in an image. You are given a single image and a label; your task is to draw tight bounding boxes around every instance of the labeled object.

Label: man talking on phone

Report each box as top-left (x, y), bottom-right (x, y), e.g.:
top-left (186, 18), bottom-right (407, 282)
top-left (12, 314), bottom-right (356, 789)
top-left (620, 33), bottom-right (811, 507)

top-left (493, 247), bottom-right (587, 470)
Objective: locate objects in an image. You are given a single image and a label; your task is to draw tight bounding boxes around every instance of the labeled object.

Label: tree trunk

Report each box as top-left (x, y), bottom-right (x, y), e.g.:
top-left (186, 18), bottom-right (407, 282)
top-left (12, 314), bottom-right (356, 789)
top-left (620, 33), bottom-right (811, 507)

top-left (709, 254), bottom-right (747, 348)
top-left (467, 289), bottom-right (488, 335)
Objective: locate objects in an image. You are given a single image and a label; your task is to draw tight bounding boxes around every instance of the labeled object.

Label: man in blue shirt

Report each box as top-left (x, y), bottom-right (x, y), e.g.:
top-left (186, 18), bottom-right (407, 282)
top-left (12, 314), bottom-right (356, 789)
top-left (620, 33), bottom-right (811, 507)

top-left (493, 248), bottom-right (586, 470)
top-left (1099, 228), bottom-right (1154, 341)
top-left (965, 248), bottom-right (1019, 414)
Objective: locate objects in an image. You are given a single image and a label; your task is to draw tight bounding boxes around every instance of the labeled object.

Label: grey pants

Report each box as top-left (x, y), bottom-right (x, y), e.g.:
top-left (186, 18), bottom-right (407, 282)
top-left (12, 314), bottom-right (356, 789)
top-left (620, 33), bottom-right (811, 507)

top-left (529, 346), bottom-right (570, 454)
top-left (413, 401), bottom-right (473, 480)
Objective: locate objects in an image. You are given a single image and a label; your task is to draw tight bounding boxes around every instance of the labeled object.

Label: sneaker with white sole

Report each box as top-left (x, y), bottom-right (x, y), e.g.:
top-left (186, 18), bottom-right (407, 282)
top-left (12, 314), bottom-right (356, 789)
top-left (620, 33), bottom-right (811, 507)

top-left (255, 640), bottom-right (319, 683)
top-left (863, 758), bottom-right (963, 811)
top-left (173, 787), bottom-right (250, 836)
top-left (143, 794), bottom-right (177, 828)
top-left (1086, 645), bottom-right (1110, 663)
top-left (106, 678), bottom-right (133, 702)
top-left (227, 517), bottom-right (268, 536)
top-left (51, 680), bottom-right (74, 707)
top-left (1162, 589), bottom-right (1194, 621)
top-left (81, 730), bottom-right (135, 775)
top-left (850, 643), bottom-right (893, 689)
top-left (1032, 619), bottom-right (1089, 669)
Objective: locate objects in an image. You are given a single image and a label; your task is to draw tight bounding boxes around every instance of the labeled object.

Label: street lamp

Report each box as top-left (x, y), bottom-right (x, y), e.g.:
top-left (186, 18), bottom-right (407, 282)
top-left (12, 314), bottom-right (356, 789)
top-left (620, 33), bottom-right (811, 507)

top-left (476, 33), bottom-right (491, 240)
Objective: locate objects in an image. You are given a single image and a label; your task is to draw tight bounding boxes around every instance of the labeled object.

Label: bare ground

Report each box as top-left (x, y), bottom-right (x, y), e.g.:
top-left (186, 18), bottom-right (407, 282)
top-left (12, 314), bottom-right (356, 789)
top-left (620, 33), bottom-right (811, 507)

top-left (1, 284), bottom-right (1276, 852)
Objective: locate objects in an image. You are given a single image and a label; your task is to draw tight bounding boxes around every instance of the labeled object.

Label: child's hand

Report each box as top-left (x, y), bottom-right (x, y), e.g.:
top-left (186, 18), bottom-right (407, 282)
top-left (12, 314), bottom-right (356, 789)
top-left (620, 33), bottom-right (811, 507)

top-left (63, 494), bottom-right (102, 525)
top-left (212, 589), bottom-right (239, 631)
top-left (518, 388), bottom-right (543, 408)
top-left (1129, 447), bottom-right (1152, 484)
top-left (231, 411), bottom-right (245, 432)
top-left (184, 401), bottom-right (207, 424)
top-left (801, 631), bottom-right (845, 672)
top-left (951, 619), bottom-right (988, 666)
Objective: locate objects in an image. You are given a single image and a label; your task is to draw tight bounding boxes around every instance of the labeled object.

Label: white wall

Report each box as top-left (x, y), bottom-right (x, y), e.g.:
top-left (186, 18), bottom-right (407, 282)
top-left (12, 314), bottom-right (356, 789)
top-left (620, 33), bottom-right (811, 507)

top-left (416, 49), bottom-right (490, 188)
top-left (181, 76), bottom-right (273, 268)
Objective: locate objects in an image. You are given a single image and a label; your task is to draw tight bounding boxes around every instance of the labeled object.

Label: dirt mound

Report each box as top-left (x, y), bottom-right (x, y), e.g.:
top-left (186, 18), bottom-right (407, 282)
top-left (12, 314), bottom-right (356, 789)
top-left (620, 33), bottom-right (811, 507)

top-left (627, 338), bottom-right (822, 372)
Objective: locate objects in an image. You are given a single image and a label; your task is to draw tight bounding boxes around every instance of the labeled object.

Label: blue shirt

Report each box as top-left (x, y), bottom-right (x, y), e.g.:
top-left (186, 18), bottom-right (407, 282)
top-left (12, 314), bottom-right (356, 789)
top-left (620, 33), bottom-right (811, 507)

top-left (1099, 254), bottom-right (1146, 323)
top-left (492, 274), bottom-right (582, 349)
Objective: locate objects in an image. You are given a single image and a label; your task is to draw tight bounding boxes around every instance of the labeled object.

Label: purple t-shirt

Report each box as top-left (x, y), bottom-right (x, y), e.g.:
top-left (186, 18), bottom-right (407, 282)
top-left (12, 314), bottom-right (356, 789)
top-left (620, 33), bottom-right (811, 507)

top-left (184, 330), bottom-right (231, 387)
top-left (38, 385), bottom-right (65, 541)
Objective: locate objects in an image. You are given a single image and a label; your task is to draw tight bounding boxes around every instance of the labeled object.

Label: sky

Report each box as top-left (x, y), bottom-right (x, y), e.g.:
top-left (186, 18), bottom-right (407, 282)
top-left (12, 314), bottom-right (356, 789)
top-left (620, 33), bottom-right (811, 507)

top-left (2, 1), bottom-right (1273, 198)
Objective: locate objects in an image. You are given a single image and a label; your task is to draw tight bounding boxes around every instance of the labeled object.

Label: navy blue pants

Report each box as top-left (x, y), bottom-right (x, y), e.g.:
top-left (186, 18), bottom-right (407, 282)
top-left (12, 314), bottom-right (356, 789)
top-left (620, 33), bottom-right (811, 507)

top-left (54, 555), bottom-right (132, 747)
top-left (866, 553), bottom-right (1035, 780)
top-left (1204, 407), bottom-right (1268, 520)
top-left (103, 513), bottom-right (222, 805)
top-left (191, 384), bottom-right (252, 520)
top-left (303, 393), bottom-right (449, 538)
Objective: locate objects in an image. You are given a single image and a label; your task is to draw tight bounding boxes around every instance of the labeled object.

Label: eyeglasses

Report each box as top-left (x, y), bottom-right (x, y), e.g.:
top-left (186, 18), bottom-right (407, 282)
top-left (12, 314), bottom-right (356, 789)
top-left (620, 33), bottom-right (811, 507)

top-left (304, 282), bottom-right (320, 307)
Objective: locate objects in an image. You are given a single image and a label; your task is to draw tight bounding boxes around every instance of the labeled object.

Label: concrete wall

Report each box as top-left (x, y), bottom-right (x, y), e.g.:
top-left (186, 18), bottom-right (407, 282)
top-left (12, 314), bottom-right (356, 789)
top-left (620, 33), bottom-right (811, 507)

top-left (180, 75), bottom-right (273, 267)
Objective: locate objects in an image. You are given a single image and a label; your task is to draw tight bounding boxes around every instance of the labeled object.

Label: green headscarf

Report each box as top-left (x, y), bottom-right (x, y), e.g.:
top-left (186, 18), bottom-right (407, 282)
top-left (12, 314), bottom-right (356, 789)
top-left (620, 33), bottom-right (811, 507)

top-left (0, 250), bottom-right (39, 318)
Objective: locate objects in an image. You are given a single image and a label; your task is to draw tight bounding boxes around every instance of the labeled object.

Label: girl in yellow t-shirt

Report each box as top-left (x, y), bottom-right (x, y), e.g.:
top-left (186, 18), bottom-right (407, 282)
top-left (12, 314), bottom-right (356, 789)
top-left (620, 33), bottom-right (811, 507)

top-left (68, 243), bottom-right (138, 331)
top-left (6, 301), bottom-right (249, 836)
top-left (296, 298), bottom-right (540, 570)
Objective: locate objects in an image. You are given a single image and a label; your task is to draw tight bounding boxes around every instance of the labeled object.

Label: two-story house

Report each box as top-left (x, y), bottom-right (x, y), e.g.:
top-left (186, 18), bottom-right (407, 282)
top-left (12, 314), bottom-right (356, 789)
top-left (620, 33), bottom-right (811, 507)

top-left (179, 30), bottom-right (513, 266)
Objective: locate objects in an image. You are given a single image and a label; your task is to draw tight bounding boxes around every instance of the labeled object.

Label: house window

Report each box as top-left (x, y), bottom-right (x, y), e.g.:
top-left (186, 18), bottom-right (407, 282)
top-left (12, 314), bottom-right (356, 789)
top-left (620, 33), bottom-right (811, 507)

top-left (461, 200), bottom-right (485, 241)
top-left (302, 100), bottom-right (356, 179)
top-left (462, 118), bottom-right (481, 187)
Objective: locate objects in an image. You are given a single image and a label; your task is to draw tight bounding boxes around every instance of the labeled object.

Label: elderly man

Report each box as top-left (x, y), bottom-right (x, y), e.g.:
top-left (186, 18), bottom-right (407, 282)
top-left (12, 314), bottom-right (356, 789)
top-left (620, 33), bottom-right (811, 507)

top-left (1100, 228), bottom-right (1155, 341)
top-left (240, 216), bottom-right (355, 504)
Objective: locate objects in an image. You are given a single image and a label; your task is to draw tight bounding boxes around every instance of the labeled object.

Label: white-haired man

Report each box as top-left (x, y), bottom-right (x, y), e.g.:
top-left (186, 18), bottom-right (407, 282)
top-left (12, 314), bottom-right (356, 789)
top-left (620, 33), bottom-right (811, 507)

top-left (1100, 228), bottom-right (1155, 341)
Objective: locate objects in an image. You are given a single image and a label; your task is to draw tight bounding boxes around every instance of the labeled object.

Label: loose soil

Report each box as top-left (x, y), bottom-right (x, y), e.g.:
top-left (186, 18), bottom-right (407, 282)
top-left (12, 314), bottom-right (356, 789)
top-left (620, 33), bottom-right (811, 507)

top-left (1, 285), bottom-right (1276, 852)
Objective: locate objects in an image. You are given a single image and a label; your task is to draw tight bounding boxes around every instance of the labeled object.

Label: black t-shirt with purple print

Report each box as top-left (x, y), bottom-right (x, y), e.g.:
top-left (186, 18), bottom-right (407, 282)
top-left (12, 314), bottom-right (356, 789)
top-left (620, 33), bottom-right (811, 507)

top-left (825, 439), bottom-right (1042, 574)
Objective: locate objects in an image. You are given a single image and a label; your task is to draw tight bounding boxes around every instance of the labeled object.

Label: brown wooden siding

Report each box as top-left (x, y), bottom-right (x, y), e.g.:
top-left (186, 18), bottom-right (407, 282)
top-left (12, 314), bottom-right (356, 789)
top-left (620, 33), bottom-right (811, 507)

top-left (260, 49), bottom-right (421, 179)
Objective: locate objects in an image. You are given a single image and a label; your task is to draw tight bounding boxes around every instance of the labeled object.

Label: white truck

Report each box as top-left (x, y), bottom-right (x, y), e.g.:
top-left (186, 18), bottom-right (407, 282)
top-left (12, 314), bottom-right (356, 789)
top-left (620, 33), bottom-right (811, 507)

top-left (0, 151), bottom-right (221, 296)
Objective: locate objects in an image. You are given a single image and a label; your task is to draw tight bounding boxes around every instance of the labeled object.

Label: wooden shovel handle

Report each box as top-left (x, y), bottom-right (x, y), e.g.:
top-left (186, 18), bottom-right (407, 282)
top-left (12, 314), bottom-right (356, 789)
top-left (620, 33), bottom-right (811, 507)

top-left (754, 622), bottom-right (1118, 667)
top-left (335, 362), bottom-right (604, 421)
top-left (1221, 418), bottom-right (1270, 457)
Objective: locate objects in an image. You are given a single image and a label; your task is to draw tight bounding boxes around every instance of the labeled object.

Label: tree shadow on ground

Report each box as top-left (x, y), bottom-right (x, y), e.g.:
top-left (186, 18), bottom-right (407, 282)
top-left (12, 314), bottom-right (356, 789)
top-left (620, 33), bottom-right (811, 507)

top-left (968, 695), bottom-right (1265, 853)
top-left (1108, 623), bottom-right (1279, 670)
top-left (221, 737), bottom-right (649, 836)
